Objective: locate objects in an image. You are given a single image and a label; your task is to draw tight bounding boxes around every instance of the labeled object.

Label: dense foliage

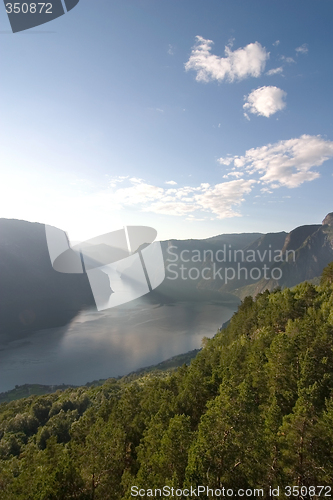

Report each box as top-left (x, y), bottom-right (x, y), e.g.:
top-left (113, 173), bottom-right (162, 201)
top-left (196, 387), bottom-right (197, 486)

top-left (1, 269), bottom-right (333, 499)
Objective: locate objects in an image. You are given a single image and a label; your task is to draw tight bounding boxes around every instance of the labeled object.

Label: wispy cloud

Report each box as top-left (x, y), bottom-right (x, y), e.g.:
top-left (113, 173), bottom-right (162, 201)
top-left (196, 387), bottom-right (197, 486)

top-left (243, 86), bottom-right (287, 118)
top-left (167, 44), bottom-right (175, 55)
top-left (193, 179), bottom-right (256, 218)
top-left (266, 66), bottom-right (283, 76)
top-left (218, 135), bottom-right (333, 188)
top-left (280, 55), bottom-right (295, 64)
top-left (106, 177), bottom-right (255, 219)
top-left (165, 180), bottom-right (177, 185)
top-left (223, 171), bottom-right (243, 178)
top-left (185, 36), bottom-right (269, 83)
top-left (273, 40), bottom-right (280, 47)
top-left (295, 43), bottom-right (308, 54)
top-left (219, 157), bottom-right (233, 166)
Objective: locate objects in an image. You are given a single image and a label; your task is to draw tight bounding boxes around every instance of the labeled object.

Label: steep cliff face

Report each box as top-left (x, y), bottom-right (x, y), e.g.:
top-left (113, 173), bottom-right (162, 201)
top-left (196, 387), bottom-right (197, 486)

top-left (322, 212), bottom-right (333, 226)
top-left (248, 215), bottom-right (333, 294)
top-left (0, 219), bottom-right (96, 337)
top-left (281, 225), bottom-right (321, 254)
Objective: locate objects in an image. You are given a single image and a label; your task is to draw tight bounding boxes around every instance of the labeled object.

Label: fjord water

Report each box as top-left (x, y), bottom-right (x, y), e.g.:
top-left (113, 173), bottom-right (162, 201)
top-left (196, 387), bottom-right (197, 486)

top-left (0, 299), bottom-right (237, 393)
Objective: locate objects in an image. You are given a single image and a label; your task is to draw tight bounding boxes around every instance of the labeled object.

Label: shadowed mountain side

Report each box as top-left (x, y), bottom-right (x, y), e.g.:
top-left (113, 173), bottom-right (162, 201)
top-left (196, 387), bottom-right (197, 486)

top-left (281, 224), bottom-right (321, 254)
top-left (159, 232), bottom-right (287, 294)
top-left (234, 219), bottom-right (333, 298)
top-left (158, 216), bottom-right (333, 299)
top-left (0, 219), bottom-right (105, 339)
top-left (204, 232), bottom-right (263, 246)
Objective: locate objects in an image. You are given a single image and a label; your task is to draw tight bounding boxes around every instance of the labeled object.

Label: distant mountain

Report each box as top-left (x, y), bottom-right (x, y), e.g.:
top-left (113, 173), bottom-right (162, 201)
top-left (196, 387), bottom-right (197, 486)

top-left (251, 215), bottom-right (333, 295)
top-left (1, 215), bottom-right (333, 337)
top-left (157, 213), bottom-right (333, 300)
top-left (0, 219), bottom-right (97, 339)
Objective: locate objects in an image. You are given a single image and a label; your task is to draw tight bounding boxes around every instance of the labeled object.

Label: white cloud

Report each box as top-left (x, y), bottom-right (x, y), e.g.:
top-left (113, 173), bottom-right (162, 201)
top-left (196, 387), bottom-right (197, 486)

top-left (273, 40), bottom-right (280, 47)
top-left (113, 181), bottom-right (164, 206)
top-left (218, 135), bottom-right (333, 188)
top-left (167, 44), bottom-right (174, 55)
top-left (165, 180), bottom-right (177, 185)
top-left (109, 175), bottom-right (129, 187)
top-left (266, 66), bottom-right (283, 76)
top-left (223, 171), bottom-right (243, 178)
top-left (219, 156), bottom-right (234, 166)
top-left (295, 43), bottom-right (308, 54)
top-left (106, 177), bottom-right (255, 219)
top-left (243, 86), bottom-right (287, 118)
top-left (185, 36), bottom-right (269, 83)
top-left (194, 179), bottom-right (256, 218)
top-left (129, 177), bottom-right (144, 183)
top-left (280, 55), bottom-right (295, 64)
top-left (145, 201), bottom-right (198, 217)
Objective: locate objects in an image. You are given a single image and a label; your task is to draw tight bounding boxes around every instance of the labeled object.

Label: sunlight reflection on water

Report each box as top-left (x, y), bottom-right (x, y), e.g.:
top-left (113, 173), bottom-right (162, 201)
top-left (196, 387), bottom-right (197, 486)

top-left (0, 301), bottom-right (237, 392)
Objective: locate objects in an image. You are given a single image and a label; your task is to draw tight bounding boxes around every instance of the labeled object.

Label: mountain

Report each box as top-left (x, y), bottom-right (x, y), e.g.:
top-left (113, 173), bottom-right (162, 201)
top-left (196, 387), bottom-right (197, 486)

top-left (1, 214), bottom-right (333, 337)
top-left (158, 213), bottom-right (333, 300)
top-left (0, 219), bottom-right (97, 339)
top-left (244, 215), bottom-right (333, 297)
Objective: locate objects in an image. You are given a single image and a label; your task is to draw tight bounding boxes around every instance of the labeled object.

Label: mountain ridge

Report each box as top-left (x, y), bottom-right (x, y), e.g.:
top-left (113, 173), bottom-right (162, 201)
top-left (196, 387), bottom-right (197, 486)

top-left (1, 214), bottom-right (333, 337)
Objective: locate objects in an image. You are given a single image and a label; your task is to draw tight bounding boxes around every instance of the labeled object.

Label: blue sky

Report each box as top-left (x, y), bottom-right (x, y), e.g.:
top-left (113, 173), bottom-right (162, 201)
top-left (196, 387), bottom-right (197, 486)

top-left (1, 0), bottom-right (332, 242)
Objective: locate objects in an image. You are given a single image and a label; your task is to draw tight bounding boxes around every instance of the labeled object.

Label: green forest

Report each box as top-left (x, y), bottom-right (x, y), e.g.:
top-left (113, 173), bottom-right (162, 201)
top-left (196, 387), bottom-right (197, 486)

top-left (1, 263), bottom-right (333, 499)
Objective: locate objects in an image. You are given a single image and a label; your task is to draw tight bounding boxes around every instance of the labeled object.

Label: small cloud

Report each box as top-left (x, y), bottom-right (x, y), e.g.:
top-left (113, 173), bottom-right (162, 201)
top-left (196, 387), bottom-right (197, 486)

top-left (280, 55), bottom-right (295, 64)
top-left (129, 177), bottom-right (144, 183)
top-left (167, 44), bottom-right (175, 55)
top-left (266, 66), bottom-right (283, 76)
top-left (109, 176), bottom-right (128, 187)
top-left (227, 37), bottom-right (235, 48)
top-left (218, 123), bottom-right (221, 128)
top-left (156, 108), bottom-right (164, 113)
top-left (223, 171), bottom-right (243, 178)
top-left (243, 86), bottom-right (287, 118)
top-left (193, 179), bottom-right (256, 219)
top-left (295, 43), bottom-right (308, 54)
top-left (218, 157), bottom-right (234, 166)
top-left (185, 36), bottom-right (269, 83)
top-left (165, 180), bottom-right (177, 185)
top-left (273, 40), bottom-right (280, 46)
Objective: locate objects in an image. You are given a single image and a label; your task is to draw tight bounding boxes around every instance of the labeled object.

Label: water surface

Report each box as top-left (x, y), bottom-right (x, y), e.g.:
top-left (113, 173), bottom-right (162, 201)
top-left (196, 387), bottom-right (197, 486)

top-left (0, 300), bottom-right (237, 392)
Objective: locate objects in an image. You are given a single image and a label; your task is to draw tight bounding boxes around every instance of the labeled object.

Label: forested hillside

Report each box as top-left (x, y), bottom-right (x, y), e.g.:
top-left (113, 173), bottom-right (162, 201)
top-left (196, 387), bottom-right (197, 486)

top-left (1, 264), bottom-right (333, 499)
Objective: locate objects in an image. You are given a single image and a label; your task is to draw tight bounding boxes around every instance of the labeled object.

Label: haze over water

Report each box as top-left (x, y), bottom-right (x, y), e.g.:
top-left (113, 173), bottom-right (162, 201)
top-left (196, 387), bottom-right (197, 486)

top-left (0, 300), bottom-right (237, 393)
